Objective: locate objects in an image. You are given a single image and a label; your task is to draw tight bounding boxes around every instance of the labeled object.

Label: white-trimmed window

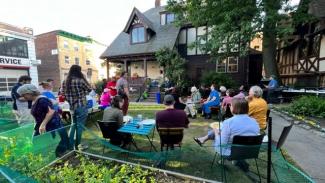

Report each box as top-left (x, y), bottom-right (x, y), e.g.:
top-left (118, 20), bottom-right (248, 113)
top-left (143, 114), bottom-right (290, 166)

top-left (187, 28), bottom-right (196, 55)
top-left (227, 57), bottom-right (238, 73)
top-left (74, 44), bottom-right (79, 51)
top-left (161, 13), bottom-right (175, 25)
top-left (64, 56), bottom-right (69, 64)
top-left (63, 41), bottom-right (69, 49)
top-left (216, 57), bottom-right (239, 73)
top-left (217, 58), bottom-right (227, 73)
top-left (131, 26), bottom-right (145, 44)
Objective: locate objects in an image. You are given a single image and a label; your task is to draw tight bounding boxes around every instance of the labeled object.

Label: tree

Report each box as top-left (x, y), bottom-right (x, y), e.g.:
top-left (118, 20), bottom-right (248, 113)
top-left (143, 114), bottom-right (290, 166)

top-left (155, 47), bottom-right (186, 87)
top-left (167, 0), bottom-right (313, 78)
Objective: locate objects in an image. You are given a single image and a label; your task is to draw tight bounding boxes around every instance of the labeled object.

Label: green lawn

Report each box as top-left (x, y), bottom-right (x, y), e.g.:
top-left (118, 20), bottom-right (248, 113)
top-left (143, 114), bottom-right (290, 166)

top-left (82, 103), bottom-right (311, 183)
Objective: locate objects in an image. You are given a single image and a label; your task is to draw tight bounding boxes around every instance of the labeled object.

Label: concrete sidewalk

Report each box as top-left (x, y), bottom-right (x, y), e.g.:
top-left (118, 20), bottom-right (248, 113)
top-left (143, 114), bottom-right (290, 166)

top-left (271, 112), bottom-right (325, 182)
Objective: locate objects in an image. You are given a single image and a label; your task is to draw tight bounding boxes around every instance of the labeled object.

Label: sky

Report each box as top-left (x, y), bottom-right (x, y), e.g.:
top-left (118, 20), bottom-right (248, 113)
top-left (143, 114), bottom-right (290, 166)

top-left (0, 0), bottom-right (167, 45)
top-left (1, 0), bottom-right (299, 46)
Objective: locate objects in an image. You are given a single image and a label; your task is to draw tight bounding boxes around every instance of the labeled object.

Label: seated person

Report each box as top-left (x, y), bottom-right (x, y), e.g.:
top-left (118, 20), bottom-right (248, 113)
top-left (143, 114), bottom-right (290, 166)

top-left (185, 86), bottom-right (202, 119)
top-left (219, 86), bottom-right (227, 101)
top-left (194, 98), bottom-right (260, 170)
top-left (100, 88), bottom-right (111, 109)
top-left (102, 96), bottom-right (130, 147)
top-left (171, 87), bottom-right (186, 110)
top-left (17, 84), bottom-right (70, 157)
top-left (247, 86), bottom-right (268, 130)
top-left (156, 95), bottom-right (190, 128)
top-left (233, 85), bottom-right (247, 99)
top-left (202, 84), bottom-right (220, 119)
top-left (221, 89), bottom-right (235, 111)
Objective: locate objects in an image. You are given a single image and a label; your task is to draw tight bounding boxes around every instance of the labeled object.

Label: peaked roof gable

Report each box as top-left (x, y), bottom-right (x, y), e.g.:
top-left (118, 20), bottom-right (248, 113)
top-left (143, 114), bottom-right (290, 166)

top-left (101, 6), bottom-right (180, 59)
top-left (123, 7), bottom-right (155, 33)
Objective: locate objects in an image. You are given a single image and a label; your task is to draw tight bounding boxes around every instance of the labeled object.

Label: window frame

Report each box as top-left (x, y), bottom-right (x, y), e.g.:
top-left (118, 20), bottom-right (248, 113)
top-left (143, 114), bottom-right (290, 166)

top-left (64, 56), bottom-right (70, 64)
top-left (182, 26), bottom-right (208, 56)
top-left (227, 56), bottom-right (239, 73)
top-left (216, 58), bottom-right (227, 73)
top-left (130, 25), bottom-right (146, 44)
top-left (216, 56), bottom-right (239, 73)
top-left (86, 60), bottom-right (90, 65)
top-left (63, 40), bottom-right (69, 49)
top-left (0, 35), bottom-right (29, 58)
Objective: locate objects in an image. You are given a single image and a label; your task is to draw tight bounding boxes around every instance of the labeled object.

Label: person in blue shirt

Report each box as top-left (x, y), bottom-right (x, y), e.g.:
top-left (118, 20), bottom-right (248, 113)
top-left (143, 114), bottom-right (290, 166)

top-left (202, 84), bottom-right (220, 119)
top-left (265, 75), bottom-right (279, 103)
top-left (194, 98), bottom-right (260, 171)
top-left (40, 81), bottom-right (59, 111)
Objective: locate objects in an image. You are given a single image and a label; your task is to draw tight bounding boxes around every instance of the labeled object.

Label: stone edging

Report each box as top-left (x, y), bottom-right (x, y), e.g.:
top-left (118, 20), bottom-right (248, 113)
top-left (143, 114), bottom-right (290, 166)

top-left (271, 106), bottom-right (325, 138)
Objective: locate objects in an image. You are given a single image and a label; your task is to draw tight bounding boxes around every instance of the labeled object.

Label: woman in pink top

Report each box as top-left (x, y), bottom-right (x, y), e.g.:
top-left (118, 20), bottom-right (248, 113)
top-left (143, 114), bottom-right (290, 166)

top-left (221, 89), bottom-right (235, 111)
top-left (100, 88), bottom-right (111, 109)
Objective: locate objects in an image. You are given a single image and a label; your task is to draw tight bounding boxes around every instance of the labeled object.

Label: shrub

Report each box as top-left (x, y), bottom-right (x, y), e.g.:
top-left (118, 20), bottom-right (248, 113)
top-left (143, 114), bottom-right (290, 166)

top-left (94, 80), bottom-right (104, 94)
top-left (201, 72), bottom-right (237, 89)
top-left (284, 96), bottom-right (325, 118)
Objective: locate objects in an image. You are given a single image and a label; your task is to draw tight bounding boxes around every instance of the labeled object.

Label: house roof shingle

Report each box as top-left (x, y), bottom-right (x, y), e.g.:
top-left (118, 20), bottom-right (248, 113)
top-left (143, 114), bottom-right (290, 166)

top-left (100, 6), bottom-right (180, 59)
top-left (308, 0), bottom-right (325, 18)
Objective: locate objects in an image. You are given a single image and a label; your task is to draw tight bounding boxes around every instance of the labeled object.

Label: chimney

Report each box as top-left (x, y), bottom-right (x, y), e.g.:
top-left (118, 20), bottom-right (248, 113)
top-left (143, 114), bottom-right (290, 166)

top-left (155, 0), bottom-right (161, 7)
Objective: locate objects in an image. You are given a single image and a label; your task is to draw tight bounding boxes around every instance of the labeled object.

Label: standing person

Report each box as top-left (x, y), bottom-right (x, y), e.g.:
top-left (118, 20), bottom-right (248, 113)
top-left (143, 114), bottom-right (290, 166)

top-left (11, 75), bottom-right (33, 124)
top-left (61, 65), bottom-right (92, 150)
top-left (101, 79), bottom-right (107, 91)
top-left (116, 71), bottom-right (130, 115)
top-left (106, 76), bottom-right (117, 97)
top-left (40, 81), bottom-right (59, 111)
top-left (185, 86), bottom-right (201, 119)
top-left (202, 84), bottom-right (220, 119)
top-left (246, 86), bottom-right (268, 130)
top-left (17, 84), bottom-right (70, 157)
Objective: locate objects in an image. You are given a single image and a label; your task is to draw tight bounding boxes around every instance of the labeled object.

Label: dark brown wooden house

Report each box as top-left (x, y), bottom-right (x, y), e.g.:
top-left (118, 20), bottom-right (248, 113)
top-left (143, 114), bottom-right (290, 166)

top-left (277, 0), bottom-right (325, 88)
top-left (100, 1), bottom-right (263, 86)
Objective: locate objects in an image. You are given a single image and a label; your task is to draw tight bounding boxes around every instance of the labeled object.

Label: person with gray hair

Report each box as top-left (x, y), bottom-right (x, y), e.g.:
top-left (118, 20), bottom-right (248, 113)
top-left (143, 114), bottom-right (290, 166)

top-left (155, 95), bottom-right (190, 128)
top-left (17, 84), bottom-right (70, 157)
top-left (247, 86), bottom-right (268, 130)
top-left (185, 86), bottom-right (202, 119)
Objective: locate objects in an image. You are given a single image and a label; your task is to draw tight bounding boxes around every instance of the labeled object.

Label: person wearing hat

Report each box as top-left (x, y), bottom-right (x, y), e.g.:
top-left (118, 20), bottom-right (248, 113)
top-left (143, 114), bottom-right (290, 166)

top-left (185, 86), bottom-right (202, 119)
top-left (99, 88), bottom-right (111, 109)
top-left (155, 95), bottom-right (190, 128)
top-left (17, 84), bottom-right (70, 157)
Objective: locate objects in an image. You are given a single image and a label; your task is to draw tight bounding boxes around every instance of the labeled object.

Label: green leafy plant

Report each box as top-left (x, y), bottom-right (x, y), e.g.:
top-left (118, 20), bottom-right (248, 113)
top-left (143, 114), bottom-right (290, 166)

top-left (156, 47), bottom-right (186, 88)
top-left (33, 155), bottom-right (157, 183)
top-left (201, 72), bottom-right (237, 89)
top-left (284, 96), bottom-right (325, 118)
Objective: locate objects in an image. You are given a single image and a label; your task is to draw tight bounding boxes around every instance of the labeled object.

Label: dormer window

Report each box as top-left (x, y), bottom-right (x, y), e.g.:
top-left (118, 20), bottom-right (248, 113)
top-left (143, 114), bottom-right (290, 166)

top-left (131, 26), bottom-right (145, 44)
top-left (161, 13), bottom-right (175, 25)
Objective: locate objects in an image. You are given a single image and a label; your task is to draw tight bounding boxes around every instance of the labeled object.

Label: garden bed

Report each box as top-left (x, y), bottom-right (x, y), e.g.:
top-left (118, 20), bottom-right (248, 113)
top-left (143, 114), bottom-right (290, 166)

top-left (34, 150), bottom-right (218, 183)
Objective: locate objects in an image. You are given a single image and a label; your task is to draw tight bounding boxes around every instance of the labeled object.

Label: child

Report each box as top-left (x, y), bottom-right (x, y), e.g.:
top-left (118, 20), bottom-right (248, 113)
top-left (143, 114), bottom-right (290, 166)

top-left (100, 88), bottom-right (111, 109)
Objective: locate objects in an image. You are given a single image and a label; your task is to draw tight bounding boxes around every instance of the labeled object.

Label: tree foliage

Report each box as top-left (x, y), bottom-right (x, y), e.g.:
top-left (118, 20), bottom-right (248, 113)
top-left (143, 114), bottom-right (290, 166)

top-left (155, 47), bottom-right (186, 87)
top-left (167, 0), bottom-right (313, 77)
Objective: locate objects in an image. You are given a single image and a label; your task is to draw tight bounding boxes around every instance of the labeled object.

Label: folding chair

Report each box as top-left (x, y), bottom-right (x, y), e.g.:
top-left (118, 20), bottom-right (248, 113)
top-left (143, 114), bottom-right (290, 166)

top-left (212, 134), bottom-right (265, 183)
top-left (97, 120), bottom-right (123, 154)
top-left (157, 127), bottom-right (184, 151)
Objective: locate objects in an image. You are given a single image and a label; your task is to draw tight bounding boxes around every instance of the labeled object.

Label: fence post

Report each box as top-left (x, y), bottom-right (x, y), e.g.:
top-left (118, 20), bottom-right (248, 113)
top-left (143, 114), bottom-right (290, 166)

top-left (267, 117), bottom-right (272, 183)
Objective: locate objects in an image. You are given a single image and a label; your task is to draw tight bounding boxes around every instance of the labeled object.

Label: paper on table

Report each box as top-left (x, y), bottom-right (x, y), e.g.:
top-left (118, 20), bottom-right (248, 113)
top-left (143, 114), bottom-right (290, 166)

top-left (140, 119), bottom-right (155, 125)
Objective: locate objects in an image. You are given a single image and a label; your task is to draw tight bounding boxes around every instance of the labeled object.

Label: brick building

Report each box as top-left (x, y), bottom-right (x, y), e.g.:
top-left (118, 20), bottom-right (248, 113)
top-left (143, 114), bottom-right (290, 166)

top-left (35, 30), bottom-right (103, 91)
